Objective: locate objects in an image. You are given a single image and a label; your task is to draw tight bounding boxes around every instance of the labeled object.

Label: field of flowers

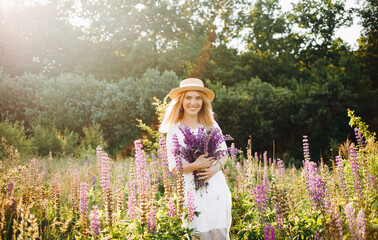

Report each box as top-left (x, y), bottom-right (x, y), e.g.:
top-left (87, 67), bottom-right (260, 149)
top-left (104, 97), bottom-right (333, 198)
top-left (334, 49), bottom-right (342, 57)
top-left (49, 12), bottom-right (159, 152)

top-left (0, 112), bottom-right (377, 239)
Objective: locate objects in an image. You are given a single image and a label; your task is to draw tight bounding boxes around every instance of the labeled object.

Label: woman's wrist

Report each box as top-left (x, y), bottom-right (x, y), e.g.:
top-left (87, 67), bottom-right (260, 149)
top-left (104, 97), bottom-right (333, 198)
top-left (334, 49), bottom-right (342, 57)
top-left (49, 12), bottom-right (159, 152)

top-left (216, 160), bottom-right (222, 171)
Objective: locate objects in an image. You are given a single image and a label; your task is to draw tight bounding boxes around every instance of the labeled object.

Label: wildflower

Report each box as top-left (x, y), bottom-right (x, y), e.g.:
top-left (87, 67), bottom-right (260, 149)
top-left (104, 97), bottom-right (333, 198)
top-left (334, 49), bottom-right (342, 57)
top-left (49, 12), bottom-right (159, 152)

top-left (253, 185), bottom-right (267, 224)
top-left (303, 135), bottom-right (311, 161)
top-left (303, 161), bottom-right (328, 212)
top-left (168, 198), bottom-right (176, 217)
top-left (265, 223), bottom-right (275, 240)
top-left (172, 134), bottom-right (185, 220)
top-left (187, 188), bottom-right (195, 223)
top-left (335, 155), bottom-right (348, 202)
top-left (349, 146), bottom-right (362, 202)
top-left (276, 158), bottom-right (285, 183)
top-left (356, 210), bottom-right (366, 240)
top-left (354, 128), bottom-right (365, 147)
top-left (177, 125), bottom-right (230, 191)
top-left (159, 135), bottom-right (171, 200)
top-left (79, 183), bottom-right (88, 215)
top-left (147, 207), bottom-right (157, 234)
top-left (345, 203), bottom-right (357, 239)
top-left (229, 143), bottom-right (238, 167)
top-left (89, 206), bottom-right (101, 239)
top-left (326, 208), bottom-right (343, 240)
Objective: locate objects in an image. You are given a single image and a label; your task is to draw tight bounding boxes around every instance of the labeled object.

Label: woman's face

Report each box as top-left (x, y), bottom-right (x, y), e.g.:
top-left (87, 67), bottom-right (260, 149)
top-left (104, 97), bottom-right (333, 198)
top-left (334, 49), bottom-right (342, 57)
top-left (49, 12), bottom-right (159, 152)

top-left (182, 91), bottom-right (203, 116)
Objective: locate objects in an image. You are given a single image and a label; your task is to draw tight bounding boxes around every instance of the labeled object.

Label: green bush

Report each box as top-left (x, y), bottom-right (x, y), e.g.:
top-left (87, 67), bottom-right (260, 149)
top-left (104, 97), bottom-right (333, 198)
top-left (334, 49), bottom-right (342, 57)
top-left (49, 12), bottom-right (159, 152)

top-left (30, 123), bottom-right (63, 156)
top-left (62, 129), bottom-right (80, 157)
top-left (0, 116), bottom-right (32, 158)
top-left (80, 123), bottom-right (107, 155)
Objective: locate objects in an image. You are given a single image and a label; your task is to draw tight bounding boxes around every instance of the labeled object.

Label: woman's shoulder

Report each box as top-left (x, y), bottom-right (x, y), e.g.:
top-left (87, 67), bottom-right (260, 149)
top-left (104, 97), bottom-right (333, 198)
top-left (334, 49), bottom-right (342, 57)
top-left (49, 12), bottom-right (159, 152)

top-left (167, 122), bottom-right (181, 136)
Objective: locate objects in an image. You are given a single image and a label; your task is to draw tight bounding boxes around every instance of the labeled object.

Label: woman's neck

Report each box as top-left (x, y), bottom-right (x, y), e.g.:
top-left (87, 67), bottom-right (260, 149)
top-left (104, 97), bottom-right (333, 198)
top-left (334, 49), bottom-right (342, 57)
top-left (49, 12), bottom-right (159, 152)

top-left (180, 115), bottom-right (201, 129)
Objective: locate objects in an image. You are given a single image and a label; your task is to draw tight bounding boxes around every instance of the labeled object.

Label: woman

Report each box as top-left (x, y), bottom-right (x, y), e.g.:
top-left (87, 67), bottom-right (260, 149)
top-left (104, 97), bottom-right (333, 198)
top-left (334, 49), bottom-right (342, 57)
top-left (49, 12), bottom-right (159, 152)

top-left (159, 78), bottom-right (232, 240)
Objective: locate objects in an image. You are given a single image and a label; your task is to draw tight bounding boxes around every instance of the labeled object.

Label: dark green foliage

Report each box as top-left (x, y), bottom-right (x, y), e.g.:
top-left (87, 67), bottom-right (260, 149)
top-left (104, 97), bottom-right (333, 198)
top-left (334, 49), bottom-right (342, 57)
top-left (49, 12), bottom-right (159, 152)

top-left (30, 123), bottom-right (63, 156)
top-left (210, 78), bottom-right (296, 157)
top-left (0, 116), bottom-right (32, 158)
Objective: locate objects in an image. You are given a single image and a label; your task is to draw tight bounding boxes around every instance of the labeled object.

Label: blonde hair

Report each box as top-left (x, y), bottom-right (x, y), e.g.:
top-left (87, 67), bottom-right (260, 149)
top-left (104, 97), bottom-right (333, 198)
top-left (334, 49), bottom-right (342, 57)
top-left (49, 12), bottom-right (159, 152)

top-left (159, 91), bottom-right (215, 133)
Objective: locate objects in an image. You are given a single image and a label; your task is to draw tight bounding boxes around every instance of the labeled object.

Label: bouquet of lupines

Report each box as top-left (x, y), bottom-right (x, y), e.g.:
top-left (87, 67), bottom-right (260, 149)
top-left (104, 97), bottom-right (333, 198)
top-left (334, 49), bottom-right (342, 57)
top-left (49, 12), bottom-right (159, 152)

top-left (178, 125), bottom-right (232, 191)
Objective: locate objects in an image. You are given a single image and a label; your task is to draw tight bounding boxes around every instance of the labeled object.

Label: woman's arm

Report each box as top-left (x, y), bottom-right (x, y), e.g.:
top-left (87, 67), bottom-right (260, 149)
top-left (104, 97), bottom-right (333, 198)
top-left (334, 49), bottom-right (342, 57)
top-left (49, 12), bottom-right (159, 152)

top-left (172, 153), bottom-right (214, 175)
top-left (197, 154), bottom-right (228, 181)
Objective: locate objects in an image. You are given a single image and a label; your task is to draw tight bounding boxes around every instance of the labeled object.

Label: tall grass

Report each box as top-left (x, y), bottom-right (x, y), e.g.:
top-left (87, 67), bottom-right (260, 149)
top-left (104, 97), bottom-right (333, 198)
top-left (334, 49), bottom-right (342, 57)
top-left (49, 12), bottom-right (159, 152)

top-left (0, 116), bottom-right (377, 239)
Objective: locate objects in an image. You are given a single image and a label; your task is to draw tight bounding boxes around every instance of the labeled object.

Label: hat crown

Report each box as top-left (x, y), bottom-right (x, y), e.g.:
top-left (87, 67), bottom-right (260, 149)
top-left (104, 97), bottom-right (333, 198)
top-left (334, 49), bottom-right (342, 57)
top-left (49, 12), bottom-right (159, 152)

top-left (180, 78), bottom-right (204, 88)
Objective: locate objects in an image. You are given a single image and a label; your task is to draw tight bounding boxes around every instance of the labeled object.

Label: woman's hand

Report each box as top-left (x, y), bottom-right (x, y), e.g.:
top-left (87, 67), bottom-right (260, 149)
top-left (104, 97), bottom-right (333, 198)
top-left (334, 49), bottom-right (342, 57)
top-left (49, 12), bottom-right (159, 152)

top-left (197, 164), bottom-right (219, 182)
top-left (194, 153), bottom-right (214, 170)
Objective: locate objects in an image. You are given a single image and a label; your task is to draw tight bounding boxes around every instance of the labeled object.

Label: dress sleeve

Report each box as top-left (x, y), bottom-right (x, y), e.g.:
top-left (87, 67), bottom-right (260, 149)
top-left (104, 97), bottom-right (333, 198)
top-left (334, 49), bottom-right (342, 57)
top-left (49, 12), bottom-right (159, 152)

top-left (166, 127), bottom-right (177, 172)
top-left (213, 121), bottom-right (228, 151)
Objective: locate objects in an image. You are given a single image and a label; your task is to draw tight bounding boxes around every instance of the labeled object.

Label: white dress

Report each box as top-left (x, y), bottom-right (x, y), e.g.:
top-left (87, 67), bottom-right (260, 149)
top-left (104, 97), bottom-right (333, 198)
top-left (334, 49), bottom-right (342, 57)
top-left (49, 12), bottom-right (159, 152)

top-left (166, 121), bottom-right (232, 240)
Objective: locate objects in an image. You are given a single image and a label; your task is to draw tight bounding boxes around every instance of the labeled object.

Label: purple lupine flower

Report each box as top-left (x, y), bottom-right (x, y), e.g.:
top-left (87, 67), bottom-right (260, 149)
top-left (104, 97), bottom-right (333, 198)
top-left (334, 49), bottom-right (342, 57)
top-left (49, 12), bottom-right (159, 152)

top-left (335, 155), bottom-right (348, 201)
top-left (229, 143), bottom-right (237, 168)
top-left (147, 208), bottom-right (157, 234)
top-left (303, 161), bottom-right (328, 212)
top-left (345, 203), bottom-right (357, 239)
top-left (176, 125), bottom-right (230, 191)
top-left (354, 128), bottom-right (365, 147)
top-left (303, 135), bottom-right (311, 161)
top-left (265, 223), bottom-right (275, 240)
top-left (349, 146), bottom-right (362, 201)
top-left (7, 181), bottom-right (14, 197)
top-left (187, 188), bottom-right (195, 223)
top-left (254, 152), bottom-right (259, 162)
top-left (253, 185), bottom-right (267, 224)
top-left (263, 151), bottom-right (268, 167)
top-left (89, 205), bottom-right (101, 238)
top-left (92, 176), bottom-right (96, 190)
top-left (274, 203), bottom-right (284, 233)
top-left (357, 210), bottom-right (366, 240)
top-left (79, 183), bottom-right (88, 215)
top-left (168, 198), bottom-right (175, 217)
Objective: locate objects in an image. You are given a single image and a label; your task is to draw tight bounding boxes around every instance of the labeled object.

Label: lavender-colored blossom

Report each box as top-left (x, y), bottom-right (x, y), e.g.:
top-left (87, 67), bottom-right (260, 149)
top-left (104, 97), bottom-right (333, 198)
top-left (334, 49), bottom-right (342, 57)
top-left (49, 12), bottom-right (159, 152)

top-left (276, 158), bottom-right (285, 181)
top-left (303, 161), bottom-right (328, 212)
top-left (168, 198), bottom-right (175, 217)
top-left (89, 205), bottom-right (101, 238)
top-left (92, 176), bottom-right (96, 190)
top-left (265, 223), bottom-right (275, 240)
top-left (349, 146), bottom-right (362, 201)
top-left (335, 155), bottom-right (348, 201)
top-left (7, 181), bottom-right (14, 197)
top-left (147, 208), bottom-right (157, 234)
top-left (354, 128), bottom-right (365, 147)
top-left (79, 183), bottom-right (88, 215)
top-left (253, 185), bottom-right (267, 224)
top-left (187, 188), bottom-right (195, 223)
top-left (357, 210), bottom-right (366, 240)
top-left (345, 203), bottom-right (357, 239)
top-left (177, 125), bottom-right (230, 191)
top-left (127, 172), bottom-right (137, 220)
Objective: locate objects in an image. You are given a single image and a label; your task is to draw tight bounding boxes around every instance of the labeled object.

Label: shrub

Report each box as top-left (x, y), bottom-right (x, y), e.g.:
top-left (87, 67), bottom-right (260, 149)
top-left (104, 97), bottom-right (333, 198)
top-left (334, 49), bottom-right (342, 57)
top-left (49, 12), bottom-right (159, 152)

top-left (0, 116), bottom-right (32, 158)
top-left (30, 123), bottom-right (64, 156)
top-left (80, 123), bottom-right (107, 155)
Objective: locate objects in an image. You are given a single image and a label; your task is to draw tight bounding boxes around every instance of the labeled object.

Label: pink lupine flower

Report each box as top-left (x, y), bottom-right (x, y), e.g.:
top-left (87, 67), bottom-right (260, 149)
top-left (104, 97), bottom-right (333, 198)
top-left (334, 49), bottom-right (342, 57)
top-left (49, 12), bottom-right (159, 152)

top-left (168, 198), bottom-right (176, 217)
top-left (89, 205), bottom-right (101, 238)
top-left (187, 188), bottom-right (195, 223)
top-left (79, 183), bottom-right (88, 215)
top-left (148, 208), bottom-right (157, 234)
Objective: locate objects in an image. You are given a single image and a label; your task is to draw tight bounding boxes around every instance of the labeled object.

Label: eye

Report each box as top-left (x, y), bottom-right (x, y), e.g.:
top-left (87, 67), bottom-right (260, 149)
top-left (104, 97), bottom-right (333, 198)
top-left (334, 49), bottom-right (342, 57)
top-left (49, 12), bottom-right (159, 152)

top-left (196, 97), bottom-right (201, 100)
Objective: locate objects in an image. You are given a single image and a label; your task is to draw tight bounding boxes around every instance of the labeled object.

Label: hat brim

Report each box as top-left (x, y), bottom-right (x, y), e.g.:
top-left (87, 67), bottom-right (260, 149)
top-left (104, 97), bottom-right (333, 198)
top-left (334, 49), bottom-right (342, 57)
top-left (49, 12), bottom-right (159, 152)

top-left (169, 86), bottom-right (215, 101)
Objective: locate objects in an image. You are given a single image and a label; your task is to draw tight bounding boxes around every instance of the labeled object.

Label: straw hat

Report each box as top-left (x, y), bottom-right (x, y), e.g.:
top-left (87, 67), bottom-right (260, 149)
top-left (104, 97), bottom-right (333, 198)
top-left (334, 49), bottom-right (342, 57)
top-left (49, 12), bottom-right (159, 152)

top-left (168, 78), bottom-right (215, 101)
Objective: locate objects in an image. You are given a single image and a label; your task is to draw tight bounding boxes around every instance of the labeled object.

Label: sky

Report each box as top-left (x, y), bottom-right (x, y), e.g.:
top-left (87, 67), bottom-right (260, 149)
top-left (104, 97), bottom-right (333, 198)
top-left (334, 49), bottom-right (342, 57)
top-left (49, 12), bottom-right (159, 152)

top-left (280, 0), bottom-right (362, 49)
top-left (1, 0), bottom-right (363, 50)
